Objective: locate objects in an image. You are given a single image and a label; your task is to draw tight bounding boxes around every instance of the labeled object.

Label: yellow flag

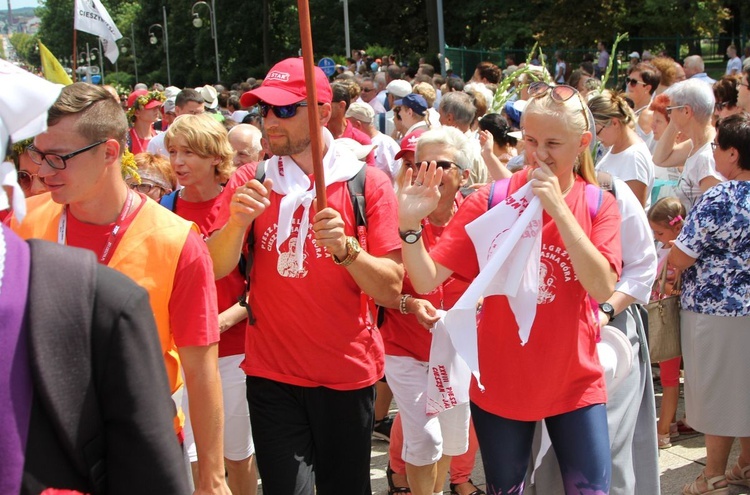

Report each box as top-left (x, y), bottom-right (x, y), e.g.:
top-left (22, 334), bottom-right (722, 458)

top-left (38, 41), bottom-right (73, 86)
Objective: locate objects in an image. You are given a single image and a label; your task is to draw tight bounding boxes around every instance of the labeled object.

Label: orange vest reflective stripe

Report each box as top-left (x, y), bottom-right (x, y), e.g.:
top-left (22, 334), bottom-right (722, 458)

top-left (13, 193), bottom-right (195, 396)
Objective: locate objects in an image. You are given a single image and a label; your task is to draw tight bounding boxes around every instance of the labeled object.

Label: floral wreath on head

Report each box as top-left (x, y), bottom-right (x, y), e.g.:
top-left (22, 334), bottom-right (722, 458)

top-left (126, 90), bottom-right (166, 122)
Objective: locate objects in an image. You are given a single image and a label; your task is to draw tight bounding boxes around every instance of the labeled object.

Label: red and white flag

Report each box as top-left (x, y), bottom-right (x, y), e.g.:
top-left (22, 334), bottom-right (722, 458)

top-left (74, 0), bottom-right (122, 63)
top-left (426, 182), bottom-right (543, 414)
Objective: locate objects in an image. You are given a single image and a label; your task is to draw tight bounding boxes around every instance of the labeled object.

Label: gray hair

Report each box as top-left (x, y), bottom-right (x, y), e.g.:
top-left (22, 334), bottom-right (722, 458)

top-left (415, 126), bottom-right (471, 171)
top-left (683, 55), bottom-right (705, 73)
top-left (373, 72), bottom-right (386, 91)
top-left (664, 78), bottom-right (715, 123)
top-left (438, 92), bottom-right (476, 127)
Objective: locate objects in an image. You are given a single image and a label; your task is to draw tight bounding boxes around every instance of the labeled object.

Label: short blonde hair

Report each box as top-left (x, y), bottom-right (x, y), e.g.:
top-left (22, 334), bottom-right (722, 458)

top-left (165, 114), bottom-right (234, 183)
top-left (412, 82), bottom-right (437, 107)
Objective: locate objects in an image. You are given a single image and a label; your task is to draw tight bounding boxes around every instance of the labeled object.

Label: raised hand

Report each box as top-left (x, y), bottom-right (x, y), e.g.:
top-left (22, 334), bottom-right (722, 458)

top-left (398, 161), bottom-right (444, 229)
top-left (229, 177), bottom-right (273, 229)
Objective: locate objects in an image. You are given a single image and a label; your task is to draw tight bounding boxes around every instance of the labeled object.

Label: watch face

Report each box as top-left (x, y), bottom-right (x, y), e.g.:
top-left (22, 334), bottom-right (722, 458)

top-left (404, 233), bottom-right (419, 244)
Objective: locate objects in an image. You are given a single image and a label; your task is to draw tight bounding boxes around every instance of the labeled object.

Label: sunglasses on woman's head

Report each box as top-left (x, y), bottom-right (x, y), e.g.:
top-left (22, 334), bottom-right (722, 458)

top-left (258, 101), bottom-right (308, 119)
top-left (527, 82), bottom-right (590, 131)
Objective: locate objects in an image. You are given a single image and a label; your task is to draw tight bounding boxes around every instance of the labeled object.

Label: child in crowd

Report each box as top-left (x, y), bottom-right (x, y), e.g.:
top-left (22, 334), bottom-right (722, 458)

top-left (648, 196), bottom-right (690, 449)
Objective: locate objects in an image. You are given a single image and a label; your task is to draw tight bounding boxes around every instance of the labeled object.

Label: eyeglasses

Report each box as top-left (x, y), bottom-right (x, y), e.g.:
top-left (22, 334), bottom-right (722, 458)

top-left (527, 81), bottom-right (590, 131)
top-left (710, 142), bottom-right (720, 151)
top-left (738, 80), bottom-right (750, 88)
top-left (409, 160), bottom-right (460, 171)
top-left (258, 101), bottom-right (308, 119)
top-left (362, 87), bottom-right (376, 93)
top-left (666, 105), bottom-right (686, 115)
top-left (715, 101), bottom-right (731, 111)
top-left (27, 140), bottom-right (107, 170)
top-left (595, 121), bottom-right (611, 136)
top-left (17, 170), bottom-right (41, 192)
top-left (129, 181), bottom-right (165, 195)
top-left (626, 78), bottom-right (647, 87)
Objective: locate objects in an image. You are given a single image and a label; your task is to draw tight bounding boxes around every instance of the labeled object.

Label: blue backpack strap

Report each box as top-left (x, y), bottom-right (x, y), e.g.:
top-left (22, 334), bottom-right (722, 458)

top-left (487, 178), bottom-right (512, 209)
top-left (159, 190), bottom-right (179, 212)
top-left (378, 112), bottom-right (386, 134)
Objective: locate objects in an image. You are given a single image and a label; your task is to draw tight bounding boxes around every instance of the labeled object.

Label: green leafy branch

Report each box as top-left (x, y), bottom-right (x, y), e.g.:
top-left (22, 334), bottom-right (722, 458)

top-left (599, 32), bottom-right (629, 93)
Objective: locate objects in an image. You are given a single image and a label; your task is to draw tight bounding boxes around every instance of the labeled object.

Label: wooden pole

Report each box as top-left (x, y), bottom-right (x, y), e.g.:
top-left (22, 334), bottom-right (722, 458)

top-left (296, 0), bottom-right (327, 210)
top-left (72, 28), bottom-right (78, 82)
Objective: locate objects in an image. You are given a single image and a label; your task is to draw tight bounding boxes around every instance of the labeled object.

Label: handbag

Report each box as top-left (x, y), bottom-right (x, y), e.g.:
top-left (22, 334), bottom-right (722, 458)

top-left (646, 262), bottom-right (682, 363)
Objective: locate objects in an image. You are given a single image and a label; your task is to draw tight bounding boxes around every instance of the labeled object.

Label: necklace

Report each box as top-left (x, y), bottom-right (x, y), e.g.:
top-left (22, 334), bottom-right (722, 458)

top-left (561, 180), bottom-right (574, 196)
top-left (178, 184), bottom-right (224, 201)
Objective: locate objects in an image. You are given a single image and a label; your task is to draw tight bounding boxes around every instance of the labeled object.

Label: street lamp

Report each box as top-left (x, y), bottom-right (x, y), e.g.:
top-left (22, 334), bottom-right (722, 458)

top-left (90, 46), bottom-right (104, 80)
top-left (191, 0), bottom-right (220, 83)
top-left (148, 18), bottom-right (171, 85)
top-left (118, 36), bottom-right (138, 82)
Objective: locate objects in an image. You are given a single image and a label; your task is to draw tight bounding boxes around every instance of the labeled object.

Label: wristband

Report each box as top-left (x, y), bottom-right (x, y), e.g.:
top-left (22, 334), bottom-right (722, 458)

top-left (399, 294), bottom-right (412, 315)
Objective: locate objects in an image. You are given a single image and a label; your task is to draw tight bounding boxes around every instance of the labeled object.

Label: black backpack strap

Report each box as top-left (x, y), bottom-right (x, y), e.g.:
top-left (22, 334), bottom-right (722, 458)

top-left (348, 164), bottom-right (368, 229)
top-left (238, 160), bottom-right (268, 323)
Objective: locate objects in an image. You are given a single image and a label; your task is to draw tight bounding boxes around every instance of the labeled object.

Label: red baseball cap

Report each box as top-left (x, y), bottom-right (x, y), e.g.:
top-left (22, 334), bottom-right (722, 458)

top-left (240, 57), bottom-right (332, 108)
top-left (394, 129), bottom-right (426, 160)
top-left (127, 89), bottom-right (163, 110)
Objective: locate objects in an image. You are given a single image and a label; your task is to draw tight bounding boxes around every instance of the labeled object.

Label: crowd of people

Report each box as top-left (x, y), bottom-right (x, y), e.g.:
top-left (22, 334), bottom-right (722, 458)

top-left (2, 42), bottom-right (750, 495)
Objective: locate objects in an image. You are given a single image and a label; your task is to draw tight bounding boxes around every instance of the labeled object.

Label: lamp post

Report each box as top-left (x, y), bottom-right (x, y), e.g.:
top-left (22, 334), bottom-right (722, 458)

top-left (90, 43), bottom-right (103, 80)
top-left (191, 0), bottom-right (220, 82)
top-left (148, 19), bottom-right (171, 85)
top-left (119, 36), bottom-right (138, 82)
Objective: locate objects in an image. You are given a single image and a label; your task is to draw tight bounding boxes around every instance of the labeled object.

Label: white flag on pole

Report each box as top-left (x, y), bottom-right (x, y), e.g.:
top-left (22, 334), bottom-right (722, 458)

top-left (74, 0), bottom-right (123, 63)
top-left (425, 182), bottom-right (543, 414)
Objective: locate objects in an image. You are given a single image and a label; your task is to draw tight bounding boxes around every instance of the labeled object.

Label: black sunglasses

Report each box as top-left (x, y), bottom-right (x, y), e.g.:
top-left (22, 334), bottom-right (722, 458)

top-left (626, 78), bottom-right (646, 87)
top-left (27, 140), bottom-right (108, 170)
top-left (258, 101), bottom-right (308, 119)
top-left (411, 160), bottom-right (459, 170)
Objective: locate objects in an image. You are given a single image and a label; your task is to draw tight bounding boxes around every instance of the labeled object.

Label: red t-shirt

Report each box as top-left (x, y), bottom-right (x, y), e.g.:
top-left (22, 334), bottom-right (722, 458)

top-left (214, 162), bottom-right (401, 390)
top-left (172, 190), bottom-right (246, 358)
top-left (65, 194), bottom-right (219, 348)
top-left (430, 173), bottom-right (622, 421)
top-left (380, 193), bottom-right (470, 362)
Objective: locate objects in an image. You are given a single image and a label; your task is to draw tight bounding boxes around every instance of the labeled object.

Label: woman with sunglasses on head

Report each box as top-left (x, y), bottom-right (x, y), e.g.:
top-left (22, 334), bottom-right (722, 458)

top-left (588, 90), bottom-right (655, 208)
top-left (163, 113), bottom-right (259, 495)
top-left (126, 152), bottom-right (176, 202)
top-left (398, 82), bottom-right (622, 494)
top-left (668, 113), bottom-right (750, 495)
top-left (652, 79), bottom-right (724, 212)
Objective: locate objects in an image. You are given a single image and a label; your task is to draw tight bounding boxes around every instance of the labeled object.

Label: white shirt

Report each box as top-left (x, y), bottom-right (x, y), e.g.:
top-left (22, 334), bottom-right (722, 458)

top-left (371, 132), bottom-right (401, 183)
top-left (726, 56), bottom-right (742, 75)
top-left (146, 132), bottom-right (168, 158)
top-left (676, 142), bottom-right (724, 212)
top-left (609, 176), bottom-right (658, 303)
top-left (596, 140), bottom-right (655, 209)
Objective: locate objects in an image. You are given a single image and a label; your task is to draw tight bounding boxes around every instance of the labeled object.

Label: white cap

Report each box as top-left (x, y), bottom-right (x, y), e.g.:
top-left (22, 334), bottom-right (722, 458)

top-left (628, 51), bottom-right (640, 59)
top-left (386, 79), bottom-right (412, 98)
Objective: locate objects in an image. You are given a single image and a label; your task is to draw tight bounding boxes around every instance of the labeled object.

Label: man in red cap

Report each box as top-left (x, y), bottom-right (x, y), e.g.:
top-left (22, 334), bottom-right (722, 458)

top-left (208, 58), bottom-right (403, 495)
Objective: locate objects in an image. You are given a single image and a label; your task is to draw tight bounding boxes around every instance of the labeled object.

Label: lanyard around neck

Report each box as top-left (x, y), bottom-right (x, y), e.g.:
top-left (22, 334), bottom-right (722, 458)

top-left (57, 190), bottom-right (134, 265)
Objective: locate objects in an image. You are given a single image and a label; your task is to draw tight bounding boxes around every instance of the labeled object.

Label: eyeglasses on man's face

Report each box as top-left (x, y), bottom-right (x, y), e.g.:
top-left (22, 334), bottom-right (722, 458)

top-left (129, 181), bottom-right (166, 195)
top-left (258, 101), bottom-right (308, 119)
top-left (27, 140), bottom-right (108, 170)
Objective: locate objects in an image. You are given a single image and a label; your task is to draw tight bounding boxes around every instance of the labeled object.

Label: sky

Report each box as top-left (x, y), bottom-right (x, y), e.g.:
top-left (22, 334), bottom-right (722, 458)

top-left (3, 0), bottom-right (39, 10)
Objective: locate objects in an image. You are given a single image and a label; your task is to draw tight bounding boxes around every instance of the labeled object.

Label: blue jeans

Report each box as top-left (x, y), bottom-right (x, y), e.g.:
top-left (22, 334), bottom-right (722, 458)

top-left (471, 402), bottom-right (611, 495)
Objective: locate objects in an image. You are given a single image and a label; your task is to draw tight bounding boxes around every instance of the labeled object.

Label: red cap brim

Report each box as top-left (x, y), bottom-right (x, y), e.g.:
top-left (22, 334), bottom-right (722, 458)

top-left (240, 87), bottom-right (305, 108)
